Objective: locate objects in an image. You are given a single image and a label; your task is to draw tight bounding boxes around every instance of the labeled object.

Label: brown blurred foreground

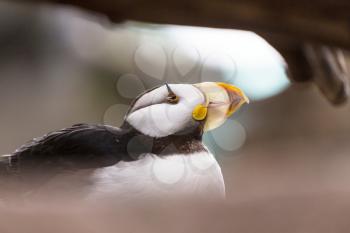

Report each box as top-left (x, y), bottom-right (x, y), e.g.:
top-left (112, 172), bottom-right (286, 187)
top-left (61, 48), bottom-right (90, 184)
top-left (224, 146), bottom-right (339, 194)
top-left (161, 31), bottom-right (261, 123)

top-left (1, 195), bottom-right (350, 233)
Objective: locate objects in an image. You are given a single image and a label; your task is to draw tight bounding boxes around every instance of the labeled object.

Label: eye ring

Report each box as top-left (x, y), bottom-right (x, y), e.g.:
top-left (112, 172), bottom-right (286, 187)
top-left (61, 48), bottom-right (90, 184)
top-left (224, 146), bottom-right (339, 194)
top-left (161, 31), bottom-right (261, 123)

top-left (166, 94), bottom-right (179, 104)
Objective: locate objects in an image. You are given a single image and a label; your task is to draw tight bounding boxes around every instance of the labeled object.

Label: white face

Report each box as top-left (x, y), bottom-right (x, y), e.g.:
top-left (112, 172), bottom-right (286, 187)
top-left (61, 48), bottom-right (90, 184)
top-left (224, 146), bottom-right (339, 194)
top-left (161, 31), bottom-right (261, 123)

top-left (126, 84), bottom-right (206, 137)
top-left (125, 82), bottom-right (249, 138)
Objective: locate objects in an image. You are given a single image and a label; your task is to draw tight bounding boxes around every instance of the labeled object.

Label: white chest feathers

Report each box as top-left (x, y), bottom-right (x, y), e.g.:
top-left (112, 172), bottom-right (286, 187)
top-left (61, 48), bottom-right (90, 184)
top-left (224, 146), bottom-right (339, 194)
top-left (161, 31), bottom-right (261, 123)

top-left (88, 151), bottom-right (225, 200)
top-left (33, 152), bottom-right (225, 201)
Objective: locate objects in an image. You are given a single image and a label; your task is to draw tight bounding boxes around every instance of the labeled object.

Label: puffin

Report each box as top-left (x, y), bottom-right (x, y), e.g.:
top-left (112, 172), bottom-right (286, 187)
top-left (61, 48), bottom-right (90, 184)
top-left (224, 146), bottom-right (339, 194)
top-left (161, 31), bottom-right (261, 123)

top-left (0, 82), bottom-right (248, 201)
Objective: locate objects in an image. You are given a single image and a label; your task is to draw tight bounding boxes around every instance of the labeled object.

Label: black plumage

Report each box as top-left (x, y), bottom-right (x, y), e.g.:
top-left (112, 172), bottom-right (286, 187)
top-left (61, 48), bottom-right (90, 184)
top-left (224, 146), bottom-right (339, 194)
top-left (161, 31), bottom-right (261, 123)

top-left (10, 124), bottom-right (129, 171)
top-left (1, 122), bottom-right (205, 178)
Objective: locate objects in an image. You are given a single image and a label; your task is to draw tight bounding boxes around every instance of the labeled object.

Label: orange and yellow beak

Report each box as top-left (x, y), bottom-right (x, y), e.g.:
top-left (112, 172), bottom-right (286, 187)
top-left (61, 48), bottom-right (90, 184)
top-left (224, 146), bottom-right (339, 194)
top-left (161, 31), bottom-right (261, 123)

top-left (194, 82), bottom-right (249, 131)
top-left (216, 82), bottom-right (249, 117)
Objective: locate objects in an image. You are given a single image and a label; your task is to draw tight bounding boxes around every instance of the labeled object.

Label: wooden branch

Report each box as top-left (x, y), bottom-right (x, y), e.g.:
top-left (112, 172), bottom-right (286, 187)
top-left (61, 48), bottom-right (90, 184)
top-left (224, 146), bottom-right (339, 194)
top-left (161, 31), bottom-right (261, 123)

top-left (30, 0), bottom-right (350, 49)
top-left (304, 44), bottom-right (349, 104)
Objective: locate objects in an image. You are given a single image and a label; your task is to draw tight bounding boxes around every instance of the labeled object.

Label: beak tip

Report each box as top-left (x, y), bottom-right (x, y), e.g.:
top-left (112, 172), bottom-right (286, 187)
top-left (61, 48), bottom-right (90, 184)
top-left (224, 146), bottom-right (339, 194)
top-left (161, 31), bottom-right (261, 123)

top-left (243, 94), bottom-right (250, 104)
top-left (216, 82), bottom-right (249, 104)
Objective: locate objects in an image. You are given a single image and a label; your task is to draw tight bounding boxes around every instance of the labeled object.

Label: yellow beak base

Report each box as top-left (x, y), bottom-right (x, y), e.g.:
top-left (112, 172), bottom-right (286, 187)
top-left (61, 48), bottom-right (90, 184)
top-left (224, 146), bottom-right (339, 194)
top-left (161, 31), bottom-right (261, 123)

top-left (192, 104), bottom-right (208, 121)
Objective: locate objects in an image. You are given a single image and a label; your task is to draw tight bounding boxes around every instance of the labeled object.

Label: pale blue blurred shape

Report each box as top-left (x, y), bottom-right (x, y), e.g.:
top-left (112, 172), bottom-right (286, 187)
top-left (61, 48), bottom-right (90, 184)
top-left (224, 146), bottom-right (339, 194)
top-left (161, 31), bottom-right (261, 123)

top-left (234, 62), bottom-right (290, 101)
top-left (213, 119), bottom-right (246, 151)
top-left (162, 26), bottom-right (290, 101)
top-left (203, 133), bottom-right (215, 152)
top-left (203, 119), bottom-right (247, 153)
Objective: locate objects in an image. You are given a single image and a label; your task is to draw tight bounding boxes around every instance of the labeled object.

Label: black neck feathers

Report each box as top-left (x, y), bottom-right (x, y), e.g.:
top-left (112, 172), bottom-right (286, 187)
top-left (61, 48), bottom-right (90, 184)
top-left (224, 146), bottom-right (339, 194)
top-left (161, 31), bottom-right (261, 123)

top-left (118, 121), bottom-right (206, 159)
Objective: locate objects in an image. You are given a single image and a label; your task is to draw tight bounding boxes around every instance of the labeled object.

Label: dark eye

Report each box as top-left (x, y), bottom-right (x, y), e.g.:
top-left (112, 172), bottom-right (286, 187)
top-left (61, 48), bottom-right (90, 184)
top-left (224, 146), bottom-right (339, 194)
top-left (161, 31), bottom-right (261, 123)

top-left (166, 94), bottom-right (179, 104)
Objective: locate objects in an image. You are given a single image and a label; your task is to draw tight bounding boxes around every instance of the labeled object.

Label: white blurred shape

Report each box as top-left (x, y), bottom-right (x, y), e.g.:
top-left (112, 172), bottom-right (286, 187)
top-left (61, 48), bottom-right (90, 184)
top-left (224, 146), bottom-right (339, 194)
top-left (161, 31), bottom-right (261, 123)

top-left (211, 119), bottom-right (247, 151)
top-left (173, 45), bottom-right (199, 76)
top-left (201, 53), bottom-right (236, 83)
top-left (103, 104), bottom-right (129, 127)
top-left (59, 11), bottom-right (289, 101)
top-left (116, 74), bottom-right (145, 99)
top-left (134, 42), bottom-right (167, 80)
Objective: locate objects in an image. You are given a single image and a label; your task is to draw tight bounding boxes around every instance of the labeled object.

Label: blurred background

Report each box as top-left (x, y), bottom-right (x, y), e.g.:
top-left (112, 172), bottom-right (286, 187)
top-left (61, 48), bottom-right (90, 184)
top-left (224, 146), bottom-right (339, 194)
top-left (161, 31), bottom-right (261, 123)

top-left (1, 0), bottom-right (350, 232)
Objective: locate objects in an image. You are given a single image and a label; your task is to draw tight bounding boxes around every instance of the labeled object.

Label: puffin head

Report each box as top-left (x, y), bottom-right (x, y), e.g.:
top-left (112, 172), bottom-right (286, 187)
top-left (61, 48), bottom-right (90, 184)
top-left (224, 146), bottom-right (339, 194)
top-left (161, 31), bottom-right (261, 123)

top-left (124, 82), bottom-right (249, 138)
